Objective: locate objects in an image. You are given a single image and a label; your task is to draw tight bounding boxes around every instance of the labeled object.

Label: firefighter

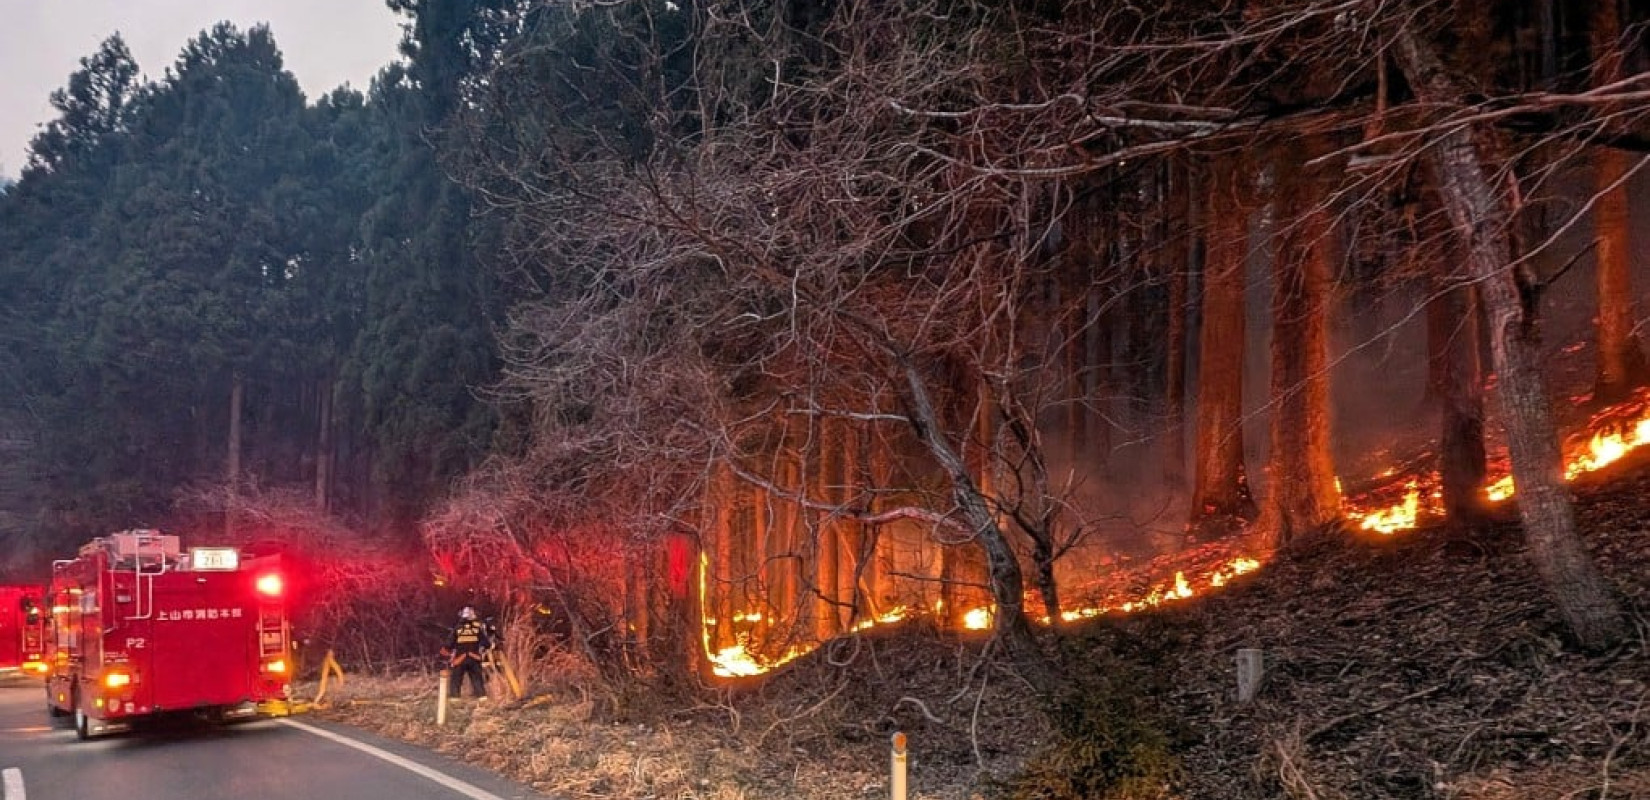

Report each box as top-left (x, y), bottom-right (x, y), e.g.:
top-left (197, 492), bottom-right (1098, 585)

top-left (442, 606), bottom-right (493, 699)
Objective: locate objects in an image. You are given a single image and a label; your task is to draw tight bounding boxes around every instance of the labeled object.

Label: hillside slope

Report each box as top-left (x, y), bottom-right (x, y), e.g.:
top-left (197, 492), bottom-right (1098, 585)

top-left (315, 459), bottom-right (1648, 800)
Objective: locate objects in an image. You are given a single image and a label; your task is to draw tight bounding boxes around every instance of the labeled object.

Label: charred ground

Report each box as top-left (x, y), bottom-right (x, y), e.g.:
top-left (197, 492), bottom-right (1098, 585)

top-left (312, 458), bottom-right (1648, 800)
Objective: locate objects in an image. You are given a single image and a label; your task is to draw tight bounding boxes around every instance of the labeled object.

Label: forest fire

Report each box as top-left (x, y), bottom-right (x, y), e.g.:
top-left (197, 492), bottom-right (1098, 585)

top-left (702, 551), bottom-right (1266, 678)
top-left (1345, 390), bottom-right (1650, 532)
top-left (702, 391), bottom-right (1650, 678)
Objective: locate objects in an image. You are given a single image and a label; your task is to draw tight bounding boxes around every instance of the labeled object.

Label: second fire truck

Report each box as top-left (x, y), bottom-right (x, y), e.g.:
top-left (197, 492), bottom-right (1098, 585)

top-left (0, 584), bottom-right (46, 677)
top-left (45, 530), bottom-right (292, 739)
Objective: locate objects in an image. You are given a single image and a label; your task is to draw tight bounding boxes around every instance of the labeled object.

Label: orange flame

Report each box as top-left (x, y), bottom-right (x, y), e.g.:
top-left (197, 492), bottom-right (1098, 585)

top-left (1347, 480), bottom-right (1425, 535)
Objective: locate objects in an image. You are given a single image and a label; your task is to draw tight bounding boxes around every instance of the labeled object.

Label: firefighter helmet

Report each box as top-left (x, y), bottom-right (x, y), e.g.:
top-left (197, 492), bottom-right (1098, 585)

top-left (459, 606), bottom-right (477, 621)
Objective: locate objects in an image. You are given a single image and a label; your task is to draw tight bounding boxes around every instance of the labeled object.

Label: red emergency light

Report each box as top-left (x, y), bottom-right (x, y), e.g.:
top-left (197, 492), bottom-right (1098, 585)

top-left (255, 573), bottom-right (284, 598)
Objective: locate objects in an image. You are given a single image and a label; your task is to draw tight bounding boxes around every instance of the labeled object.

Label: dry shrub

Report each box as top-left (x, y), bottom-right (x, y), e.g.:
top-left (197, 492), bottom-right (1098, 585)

top-left (1262, 725), bottom-right (1345, 800)
top-left (998, 650), bottom-right (1181, 800)
top-left (176, 483), bottom-right (445, 671)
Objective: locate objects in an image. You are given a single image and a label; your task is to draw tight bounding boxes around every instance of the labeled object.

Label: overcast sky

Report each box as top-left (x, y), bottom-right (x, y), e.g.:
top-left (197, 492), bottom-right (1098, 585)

top-left (0, 0), bottom-right (405, 179)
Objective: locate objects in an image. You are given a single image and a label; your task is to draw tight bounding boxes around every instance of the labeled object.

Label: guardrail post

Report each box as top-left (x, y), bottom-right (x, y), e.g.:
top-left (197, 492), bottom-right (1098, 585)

top-left (890, 731), bottom-right (908, 800)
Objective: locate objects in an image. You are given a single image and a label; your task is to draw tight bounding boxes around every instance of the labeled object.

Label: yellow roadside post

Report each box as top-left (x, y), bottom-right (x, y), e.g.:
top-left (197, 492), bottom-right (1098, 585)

top-left (437, 669), bottom-right (450, 726)
top-left (891, 732), bottom-right (908, 800)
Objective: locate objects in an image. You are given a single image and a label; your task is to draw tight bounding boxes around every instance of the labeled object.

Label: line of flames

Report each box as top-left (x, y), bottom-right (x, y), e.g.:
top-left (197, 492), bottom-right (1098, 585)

top-left (706, 392), bottom-right (1650, 677)
top-left (704, 555), bottom-right (1263, 677)
top-left (1345, 392), bottom-right (1650, 534)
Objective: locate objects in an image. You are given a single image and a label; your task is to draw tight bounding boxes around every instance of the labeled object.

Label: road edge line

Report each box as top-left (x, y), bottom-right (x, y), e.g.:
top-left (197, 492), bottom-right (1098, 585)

top-left (275, 718), bottom-right (506, 800)
top-left (2, 767), bottom-right (24, 800)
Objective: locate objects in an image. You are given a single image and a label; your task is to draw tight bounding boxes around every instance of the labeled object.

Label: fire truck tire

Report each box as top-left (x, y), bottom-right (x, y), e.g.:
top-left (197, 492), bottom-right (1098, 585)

top-left (73, 699), bottom-right (91, 740)
top-left (47, 695), bottom-right (68, 717)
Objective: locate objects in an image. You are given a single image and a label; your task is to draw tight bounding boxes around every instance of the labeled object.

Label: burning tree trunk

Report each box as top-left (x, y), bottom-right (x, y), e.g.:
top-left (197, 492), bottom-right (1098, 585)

top-left (858, 423), bottom-right (890, 616)
top-left (1258, 143), bottom-right (1341, 547)
top-left (1393, 28), bottom-right (1627, 650)
top-left (1192, 158), bottom-right (1255, 532)
top-left (837, 420), bottom-right (865, 626)
top-left (1429, 283), bottom-right (1489, 525)
top-left (813, 422), bottom-right (843, 639)
top-left (1587, 0), bottom-right (1646, 404)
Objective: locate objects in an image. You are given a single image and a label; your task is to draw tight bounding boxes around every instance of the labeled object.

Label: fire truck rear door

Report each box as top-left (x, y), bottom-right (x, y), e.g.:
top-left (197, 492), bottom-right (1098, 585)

top-left (147, 573), bottom-right (255, 710)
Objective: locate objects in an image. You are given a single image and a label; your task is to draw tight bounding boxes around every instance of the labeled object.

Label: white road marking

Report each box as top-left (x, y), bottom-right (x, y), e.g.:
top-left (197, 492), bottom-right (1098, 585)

top-left (275, 719), bottom-right (506, 800)
top-left (3, 767), bottom-right (24, 800)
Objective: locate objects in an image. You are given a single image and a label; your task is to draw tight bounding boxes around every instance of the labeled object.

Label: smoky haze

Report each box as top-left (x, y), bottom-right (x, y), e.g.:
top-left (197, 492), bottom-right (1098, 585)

top-left (0, 0), bottom-right (404, 179)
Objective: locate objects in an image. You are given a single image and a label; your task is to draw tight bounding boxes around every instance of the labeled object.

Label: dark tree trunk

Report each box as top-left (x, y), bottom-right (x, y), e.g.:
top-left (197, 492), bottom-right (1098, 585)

top-left (226, 371), bottom-right (244, 539)
top-left (1259, 146), bottom-right (1342, 547)
top-left (1394, 29), bottom-right (1627, 650)
top-left (900, 360), bottom-right (1050, 690)
top-left (1589, 0), bottom-right (1646, 403)
top-left (1164, 159), bottom-right (1194, 489)
top-left (315, 377), bottom-right (334, 512)
top-left (769, 433), bottom-right (801, 633)
top-left (1191, 159), bottom-right (1254, 527)
top-left (1431, 285), bottom-right (1490, 524)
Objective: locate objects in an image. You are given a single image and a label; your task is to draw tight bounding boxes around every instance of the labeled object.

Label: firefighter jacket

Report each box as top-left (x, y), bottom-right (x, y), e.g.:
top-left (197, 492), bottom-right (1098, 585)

top-left (446, 620), bottom-right (492, 663)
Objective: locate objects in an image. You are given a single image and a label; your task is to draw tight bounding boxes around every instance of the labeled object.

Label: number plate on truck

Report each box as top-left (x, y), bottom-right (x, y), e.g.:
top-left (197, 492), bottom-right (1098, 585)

top-left (190, 548), bottom-right (240, 571)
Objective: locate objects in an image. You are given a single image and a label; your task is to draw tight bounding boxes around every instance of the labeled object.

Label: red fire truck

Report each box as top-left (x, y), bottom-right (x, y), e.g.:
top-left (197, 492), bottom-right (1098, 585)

top-left (44, 530), bottom-right (292, 739)
top-left (0, 585), bottom-right (47, 676)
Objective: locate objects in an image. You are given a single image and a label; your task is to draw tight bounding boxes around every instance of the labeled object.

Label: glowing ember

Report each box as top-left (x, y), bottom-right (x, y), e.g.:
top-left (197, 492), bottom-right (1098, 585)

top-left (1210, 557), bottom-right (1262, 587)
top-left (1348, 480), bottom-right (1423, 534)
top-left (850, 605), bottom-right (909, 632)
top-left (962, 607), bottom-right (993, 630)
top-left (1173, 571), bottom-right (1192, 598)
top-left (707, 644), bottom-right (766, 678)
top-left (1054, 558), bottom-right (1261, 623)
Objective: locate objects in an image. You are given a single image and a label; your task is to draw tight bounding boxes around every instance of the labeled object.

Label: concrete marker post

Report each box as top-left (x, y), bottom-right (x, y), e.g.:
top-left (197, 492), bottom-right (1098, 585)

top-left (1236, 648), bottom-right (1266, 702)
top-left (890, 731), bottom-right (908, 800)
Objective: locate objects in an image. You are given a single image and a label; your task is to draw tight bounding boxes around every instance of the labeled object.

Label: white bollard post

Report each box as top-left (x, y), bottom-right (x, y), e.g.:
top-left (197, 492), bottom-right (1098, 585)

top-left (890, 731), bottom-right (908, 800)
top-left (437, 669), bottom-right (450, 726)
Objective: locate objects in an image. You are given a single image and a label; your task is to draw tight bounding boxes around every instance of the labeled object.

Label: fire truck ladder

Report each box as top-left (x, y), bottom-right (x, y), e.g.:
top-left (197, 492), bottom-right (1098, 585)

top-left (258, 610), bottom-right (288, 661)
top-left (111, 531), bottom-right (175, 622)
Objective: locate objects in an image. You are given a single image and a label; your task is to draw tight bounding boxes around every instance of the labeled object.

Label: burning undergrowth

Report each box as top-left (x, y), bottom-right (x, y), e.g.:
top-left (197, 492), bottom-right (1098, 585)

top-left (309, 450), bottom-right (1646, 800)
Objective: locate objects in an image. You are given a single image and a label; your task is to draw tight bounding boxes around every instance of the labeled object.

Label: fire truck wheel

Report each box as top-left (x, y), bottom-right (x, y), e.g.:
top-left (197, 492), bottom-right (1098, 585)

top-left (47, 696), bottom-right (68, 718)
top-left (73, 701), bottom-right (91, 741)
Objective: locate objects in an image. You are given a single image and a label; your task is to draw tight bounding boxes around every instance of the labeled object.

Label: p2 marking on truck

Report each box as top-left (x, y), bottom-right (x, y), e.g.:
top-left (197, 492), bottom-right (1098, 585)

top-left (45, 530), bottom-right (292, 739)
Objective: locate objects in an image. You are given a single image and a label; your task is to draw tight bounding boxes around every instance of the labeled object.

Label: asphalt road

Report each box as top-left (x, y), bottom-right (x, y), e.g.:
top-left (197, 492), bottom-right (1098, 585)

top-left (0, 677), bottom-right (547, 800)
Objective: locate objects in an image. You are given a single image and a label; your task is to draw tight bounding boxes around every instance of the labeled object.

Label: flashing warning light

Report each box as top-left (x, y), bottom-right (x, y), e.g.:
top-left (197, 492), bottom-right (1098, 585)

top-left (255, 574), bottom-right (284, 598)
top-left (262, 659), bottom-right (287, 674)
top-left (103, 671), bottom-right (132, 689)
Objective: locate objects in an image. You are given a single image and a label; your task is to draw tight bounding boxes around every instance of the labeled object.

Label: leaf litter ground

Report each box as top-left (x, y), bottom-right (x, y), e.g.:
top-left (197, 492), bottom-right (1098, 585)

top-left (308, 458), bottom-right (1648, 800)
